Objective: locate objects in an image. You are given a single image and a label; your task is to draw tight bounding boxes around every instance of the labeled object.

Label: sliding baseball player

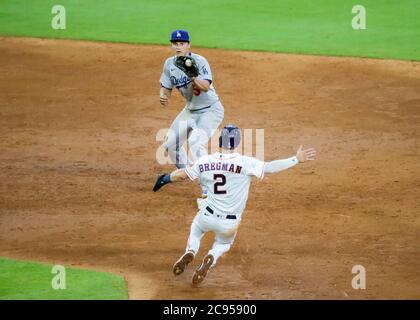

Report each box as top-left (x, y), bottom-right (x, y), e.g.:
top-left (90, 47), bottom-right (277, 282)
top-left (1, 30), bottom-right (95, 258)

top-left (153, 124), bottom-right (317, 285)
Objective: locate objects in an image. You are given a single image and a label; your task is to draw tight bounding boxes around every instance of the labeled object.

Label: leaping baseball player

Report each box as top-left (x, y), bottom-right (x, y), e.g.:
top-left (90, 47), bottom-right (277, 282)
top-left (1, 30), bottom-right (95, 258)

top-left (153, 124), bottom-right (317, 285)
top-left (159, 30), bottom-right (224, 207)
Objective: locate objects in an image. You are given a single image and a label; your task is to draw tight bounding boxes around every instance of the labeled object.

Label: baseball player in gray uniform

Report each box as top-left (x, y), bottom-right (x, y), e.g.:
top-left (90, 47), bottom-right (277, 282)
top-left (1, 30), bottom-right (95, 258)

top-left (159, 30), bottom-right (224, 204)
top-left (153, 124), bottom-right (317, 285)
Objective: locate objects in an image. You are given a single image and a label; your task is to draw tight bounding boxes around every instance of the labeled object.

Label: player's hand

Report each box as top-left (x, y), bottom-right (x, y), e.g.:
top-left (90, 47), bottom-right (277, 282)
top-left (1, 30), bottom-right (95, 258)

top-left (160, 94), bottom-right (169, 106)
top-left (296, 145), bottom-right (316, 163)
top-left (153, 173), bottom-right (171, 192)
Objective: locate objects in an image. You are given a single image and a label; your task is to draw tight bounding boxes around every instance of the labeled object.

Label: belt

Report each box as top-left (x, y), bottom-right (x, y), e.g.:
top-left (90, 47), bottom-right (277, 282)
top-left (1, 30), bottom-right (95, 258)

top-left (206, 206), bottom-right (236, 220)
top-left (189, 105), bottom-right (211, 112)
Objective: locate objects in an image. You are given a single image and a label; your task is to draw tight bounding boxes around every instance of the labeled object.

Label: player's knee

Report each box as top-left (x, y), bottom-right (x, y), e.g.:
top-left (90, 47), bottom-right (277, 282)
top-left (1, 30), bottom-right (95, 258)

top-left (163, 129), bottom-right (178, 149)
top-left (162, 139), bottom-right (175, 153)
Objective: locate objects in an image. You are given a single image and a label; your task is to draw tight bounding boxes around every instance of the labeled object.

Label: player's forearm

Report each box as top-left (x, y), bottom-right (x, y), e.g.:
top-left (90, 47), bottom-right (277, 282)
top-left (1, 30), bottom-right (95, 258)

top-left (191, 78), bottom-right (210, 92)
top-left (159, 87), bottom-right (172, 105)
top-left (170, 169), bottom-right (188, 182)
top-left (160, 87), bottom-right (172, 98)
top-left (264, 156), bottom-right (299, 174)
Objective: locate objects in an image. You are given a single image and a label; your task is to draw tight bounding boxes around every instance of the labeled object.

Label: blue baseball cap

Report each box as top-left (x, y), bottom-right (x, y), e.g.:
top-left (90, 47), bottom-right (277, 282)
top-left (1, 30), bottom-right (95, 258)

top-left (170, 30), bottom-right (190, 42)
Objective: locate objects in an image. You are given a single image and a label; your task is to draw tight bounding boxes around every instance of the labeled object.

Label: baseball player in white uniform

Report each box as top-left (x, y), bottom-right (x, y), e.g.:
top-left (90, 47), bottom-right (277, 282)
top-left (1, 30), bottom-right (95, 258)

top-left (159, 30), bottom-right (224, 204)
top-left (153, 124), bottom-right (317, 285)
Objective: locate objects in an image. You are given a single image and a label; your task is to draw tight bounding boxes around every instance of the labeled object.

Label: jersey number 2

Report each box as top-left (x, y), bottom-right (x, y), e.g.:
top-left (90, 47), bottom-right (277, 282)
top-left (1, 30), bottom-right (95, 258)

top-left (214, 174), bottom-right (227, 194)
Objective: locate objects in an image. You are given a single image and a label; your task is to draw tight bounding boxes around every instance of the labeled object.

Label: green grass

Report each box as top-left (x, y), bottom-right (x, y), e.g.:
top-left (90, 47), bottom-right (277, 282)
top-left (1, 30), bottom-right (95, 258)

top-left (0, 257), bottom-right (128, 300)
top-left (0, 0), bottom-right (419, 60)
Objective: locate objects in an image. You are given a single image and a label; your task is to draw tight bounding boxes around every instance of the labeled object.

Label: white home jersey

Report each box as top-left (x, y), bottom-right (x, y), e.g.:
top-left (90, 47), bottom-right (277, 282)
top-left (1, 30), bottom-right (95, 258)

top-left (160, 53), bottom-right (219, 111)
top-left (185, 152), bottom-right (265, 217)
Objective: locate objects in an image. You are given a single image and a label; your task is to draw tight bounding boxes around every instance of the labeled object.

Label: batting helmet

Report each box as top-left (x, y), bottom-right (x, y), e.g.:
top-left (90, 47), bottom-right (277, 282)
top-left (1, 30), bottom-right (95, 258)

top-left (219, 124), bottom-right (241, 150)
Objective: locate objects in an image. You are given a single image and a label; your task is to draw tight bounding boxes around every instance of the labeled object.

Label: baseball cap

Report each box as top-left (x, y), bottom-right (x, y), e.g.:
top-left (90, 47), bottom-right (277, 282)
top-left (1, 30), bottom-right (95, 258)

top-left (170, 30), bottom-right (190, 42)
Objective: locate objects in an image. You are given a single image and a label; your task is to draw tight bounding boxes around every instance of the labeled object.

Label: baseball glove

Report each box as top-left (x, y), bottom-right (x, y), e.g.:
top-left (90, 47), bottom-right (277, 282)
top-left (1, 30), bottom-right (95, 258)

top-left (153, 173), bottom-right (170, 192)
top-left (174, 56), bottom-right (199, 78)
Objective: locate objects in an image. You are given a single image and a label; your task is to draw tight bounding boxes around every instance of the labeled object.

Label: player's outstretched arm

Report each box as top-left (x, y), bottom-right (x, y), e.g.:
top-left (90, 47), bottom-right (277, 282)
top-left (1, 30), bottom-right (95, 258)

top-left (264, 145), bottom-right (316, 174)
top-left (152, 169), bottom-right (188, 192)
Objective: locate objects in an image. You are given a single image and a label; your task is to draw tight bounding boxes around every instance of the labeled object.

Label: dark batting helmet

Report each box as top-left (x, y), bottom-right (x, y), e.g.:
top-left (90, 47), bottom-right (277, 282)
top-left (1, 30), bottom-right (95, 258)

top-left (219, 124), bottom-right (241, 150)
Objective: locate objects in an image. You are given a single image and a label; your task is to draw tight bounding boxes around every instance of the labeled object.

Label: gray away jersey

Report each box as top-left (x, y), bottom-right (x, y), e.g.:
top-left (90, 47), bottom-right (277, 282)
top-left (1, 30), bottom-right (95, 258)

top-left (185, 152), bottom-right (265, 217)
top-left (160, 53), bottom-right (219, 111)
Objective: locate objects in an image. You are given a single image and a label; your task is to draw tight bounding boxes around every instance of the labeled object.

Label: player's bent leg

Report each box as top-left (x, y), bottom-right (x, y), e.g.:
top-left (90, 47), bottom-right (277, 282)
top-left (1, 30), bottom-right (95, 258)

top-left (208, 242), bottom-right (232, 267)
top-left (189, 104), bottom-right (224, 160)
top-left (173, 214), bottom-right (206, 276)
top-left (194, 101), bottom-right (224, 144)
top-left (163, 108), bottom-right (191, 168)
top-left (163, 135), bottom-right (189, 169)
top-left (188, 128), bottom-right (210, 162)
top-left (185, 213), bottom-right (206, 256)
top-left (191, 230), bottom-right (236, 285)
top-left (188, 128), bottom-right (213, 201)
top-left (208, 230), bottom-right (237, 267)
top-left (164, 144), bottom-right (189, 169)
top-left (187, 102), bottom-right (224, 202)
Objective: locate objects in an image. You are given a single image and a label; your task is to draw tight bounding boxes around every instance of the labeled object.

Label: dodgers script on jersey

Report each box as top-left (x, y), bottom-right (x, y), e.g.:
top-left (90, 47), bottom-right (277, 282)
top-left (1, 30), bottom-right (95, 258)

top-left (160, 53), bottom-right (219, 111)
top-left (185, 152), bottom-right (265, 217)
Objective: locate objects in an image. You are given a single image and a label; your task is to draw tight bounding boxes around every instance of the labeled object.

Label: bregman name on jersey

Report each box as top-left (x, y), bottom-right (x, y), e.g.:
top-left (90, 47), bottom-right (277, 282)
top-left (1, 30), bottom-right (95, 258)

top-left (199, 162), bottom-right (242, 174)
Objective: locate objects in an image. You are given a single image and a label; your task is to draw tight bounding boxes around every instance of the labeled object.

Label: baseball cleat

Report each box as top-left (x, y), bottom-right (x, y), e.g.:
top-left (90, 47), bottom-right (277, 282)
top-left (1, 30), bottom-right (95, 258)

top-left (192, 254), bottom-right (214, 285)
top-left (173, 251), bottom-right (194, 276)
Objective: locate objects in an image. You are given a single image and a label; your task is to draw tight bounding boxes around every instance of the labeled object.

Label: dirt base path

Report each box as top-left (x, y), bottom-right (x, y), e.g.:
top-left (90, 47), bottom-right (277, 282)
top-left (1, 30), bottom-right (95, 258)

top-left (0, 37), bottom-right (419, 299)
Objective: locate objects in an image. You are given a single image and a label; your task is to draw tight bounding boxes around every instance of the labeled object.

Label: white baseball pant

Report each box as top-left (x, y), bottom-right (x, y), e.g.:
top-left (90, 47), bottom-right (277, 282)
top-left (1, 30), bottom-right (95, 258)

top-left (163, 101), bottom-right (224, 169)
top-left (185, 207), bottom-right (240, 267)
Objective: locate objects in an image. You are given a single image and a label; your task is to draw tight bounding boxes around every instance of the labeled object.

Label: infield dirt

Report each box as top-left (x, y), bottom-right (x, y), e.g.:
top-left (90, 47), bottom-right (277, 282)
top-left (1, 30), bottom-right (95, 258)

top-left (0, 37), bottom-right (419, 299)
